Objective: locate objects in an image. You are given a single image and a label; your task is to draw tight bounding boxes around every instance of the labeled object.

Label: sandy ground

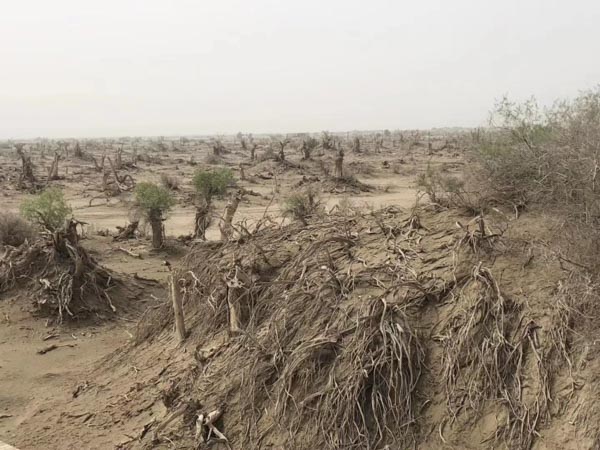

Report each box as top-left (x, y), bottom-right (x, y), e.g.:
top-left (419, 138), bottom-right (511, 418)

top-left (0, 136), bottom-right (463, 448)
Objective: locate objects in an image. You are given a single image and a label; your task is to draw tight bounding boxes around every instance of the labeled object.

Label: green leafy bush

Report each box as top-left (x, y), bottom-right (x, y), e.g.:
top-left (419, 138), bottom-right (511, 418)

top-left (134, 182), bottom-right (176, 248)
top-left (134, 182), bottom-right (176, 217)
top-left (192, 168), bottom-right (234, 202)
top-left (20, 188), bottom-right (72, 232)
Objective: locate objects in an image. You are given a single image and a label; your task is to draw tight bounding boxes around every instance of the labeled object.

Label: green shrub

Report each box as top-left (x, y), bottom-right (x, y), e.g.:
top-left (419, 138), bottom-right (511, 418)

top-left (0, 212), bottom-right (35, 246)
top-left (134, 182), bottom-right (176, 217)
top-left (134, 182), bottom-right (175, 248)
top-left (192, 168), bottom-right (234, 203)
top-left (20, 188), bottom-right (72, 232)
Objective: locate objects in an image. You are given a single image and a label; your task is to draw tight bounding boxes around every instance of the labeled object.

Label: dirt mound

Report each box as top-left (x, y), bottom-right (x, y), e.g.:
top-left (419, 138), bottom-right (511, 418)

top-left (13, 207), bottom-right (600, 449)
top-left (0, 221), bottom-right (153, 322)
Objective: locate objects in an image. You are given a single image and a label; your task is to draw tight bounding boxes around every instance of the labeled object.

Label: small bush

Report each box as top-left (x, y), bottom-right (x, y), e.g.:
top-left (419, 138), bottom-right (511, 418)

top-left (20, 188), bottom-right (72, 232)
top-left (192, 168), bottom-right (234, 203)
top-left (160, 173), bottom-right (180, 190)
top-left (134, 182), bottom-right (176, 217)
top-left (258, 147), bottom-right (277, 162)
top-left (283, 187), bottom-right (323, 225)
top-left (0, 212), bottom-right (35, 246)
top-left (204, 154), bottom-right (222, 165)
top-left (417, 164), bottom-right (479, 213)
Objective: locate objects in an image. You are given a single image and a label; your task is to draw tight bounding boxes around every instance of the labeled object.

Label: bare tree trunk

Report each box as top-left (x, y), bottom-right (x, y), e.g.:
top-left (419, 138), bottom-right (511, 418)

top-left (74, 141), bottom-right (83, 158)
top-left (170, 273), bottom-right (186, 342)
top-left (250, 144), bottom-right (256, 161)
top-left (334, 149), bottom-right (344, 179)
top-left (219, 191), bottom-right (242, 241)
top-left (352, 137), bottom-right (361, 153)
top-left (48, 151), bottom-right (61, 181)
top-left (16, 146), bottom-right (36, 188)
top-left (224, 265), bottom-right (250, 334)
top-left (92, 153), bottom-right (106, 172)
top-left (194, 200), bottom-right (211, 240)
top-left (115, 147), bottom-right (123, 170)
top-left (150, 212), bottom-right (164, 249)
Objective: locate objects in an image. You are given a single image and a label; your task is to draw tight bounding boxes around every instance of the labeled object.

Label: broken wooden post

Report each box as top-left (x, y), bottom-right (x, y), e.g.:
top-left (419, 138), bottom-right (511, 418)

top-left (169, 272), bottom-right (186, 342)
top-left (225, 266), bottom-right (245, 334)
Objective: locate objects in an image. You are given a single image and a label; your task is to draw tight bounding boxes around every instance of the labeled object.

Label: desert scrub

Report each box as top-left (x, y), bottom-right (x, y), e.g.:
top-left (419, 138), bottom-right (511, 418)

top-left (283, 187), bottom-right (322, 225)
top-left (0, 212), bottom-right (35, 246)
top-left (417, 163), bottom-right (480, 213)
top-left (469, 89), bottom-right (600, 219)
top-left (20, 187), bottom-right (72, 232)
top-left (134, 182), bottom-right (175, 249)
top-left (204, 153), bottom-right (223, 165)
top-left (160, 173), bottom-right (180, 190)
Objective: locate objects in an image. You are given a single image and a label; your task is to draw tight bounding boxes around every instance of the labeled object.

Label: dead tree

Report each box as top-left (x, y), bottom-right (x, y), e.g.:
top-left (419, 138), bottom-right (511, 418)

top-left (101, 170), bottom-right (121, 197)
top-left (15, 144), bottom-right (36, 189)
top-left (352, 136), bottom-right (361, 153)
top-left (224, 263), bottom-right (252, 334)
top-left (47, 151), bottom-right (62, 181)
top-left (334, 148), bottom-right (345, 179)
top-left (219, 191), bottom-right (242, 242)
top-left (322, 131), bottom-right (334, 151)
top-left (194, 199), bottom-right (212, 240)
top-left (250, 143), bottom-right (257, 161)
top-left (91, 152), bottom-right (106, 172)
top-left (374, 134), bottom-right (384, 153)
top-left (212, 140), bottom-right (224, 156)
top-left (277, 139), bottom-right (290, 162)
top-left (113, 221), bottom-right (139, 241)
top-left (73, 141), bottom-right (83, 158)
top-left (301, 137), bottom-right (318, 160)
top-left (115, 146), bottom-right (124, 170)
top-left (107, 157), bottom-right (135, 191)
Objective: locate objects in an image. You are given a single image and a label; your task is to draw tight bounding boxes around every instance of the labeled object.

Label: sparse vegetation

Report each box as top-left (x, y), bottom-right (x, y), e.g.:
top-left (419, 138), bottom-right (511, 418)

top-left (417, 163), bottom-right (478, 212)
top-left (192, 168), bottom-right (234, 203)
top-left (134, 182), bottom-right (175, 248)
top-left (160, 173), bottom-right (180, 190)
top-left (469, 88), bottom-right (600, 221)
top-left (192, 168), bottom-right (234, 239)
top-left (20, 188), bottom-right (72, 232)
top-left (0, 212), bottom-right (35, 246)
top-left (282, 187), bottom-right (322, 225)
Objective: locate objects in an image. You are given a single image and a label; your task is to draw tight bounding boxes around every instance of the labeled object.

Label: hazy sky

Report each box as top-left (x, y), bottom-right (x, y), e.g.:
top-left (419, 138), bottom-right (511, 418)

top-left (1, 0), bottom-right (599, 138)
